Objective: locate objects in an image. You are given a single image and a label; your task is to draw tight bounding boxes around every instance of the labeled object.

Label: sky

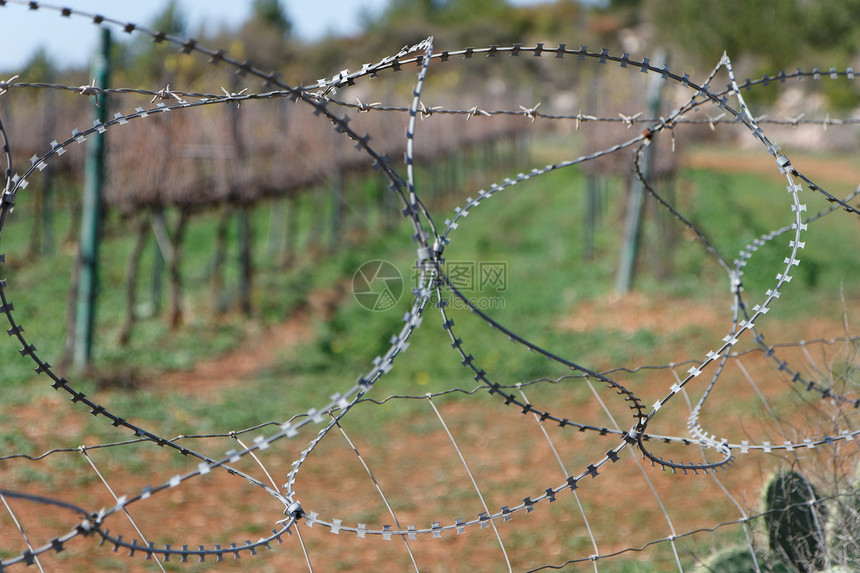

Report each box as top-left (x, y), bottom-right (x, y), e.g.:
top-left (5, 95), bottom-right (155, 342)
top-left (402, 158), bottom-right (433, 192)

top-left (0, 0), bottom-right (551, 72)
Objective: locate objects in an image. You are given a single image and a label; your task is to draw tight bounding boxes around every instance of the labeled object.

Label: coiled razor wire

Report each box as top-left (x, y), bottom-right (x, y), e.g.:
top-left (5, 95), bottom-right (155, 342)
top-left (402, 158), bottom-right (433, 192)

top-left (0, 1), bottom-right (858, 570)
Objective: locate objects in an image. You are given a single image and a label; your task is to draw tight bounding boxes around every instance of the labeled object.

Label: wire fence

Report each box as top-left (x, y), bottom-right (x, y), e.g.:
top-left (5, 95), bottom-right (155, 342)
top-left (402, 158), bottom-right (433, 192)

top-left (1, 1), bottom-right (859, 571)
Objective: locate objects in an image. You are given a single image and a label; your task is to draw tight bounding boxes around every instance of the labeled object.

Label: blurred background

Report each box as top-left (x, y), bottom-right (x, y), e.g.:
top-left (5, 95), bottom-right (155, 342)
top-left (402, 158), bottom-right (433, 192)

top-left (1, 1), bottom-right (859, 572)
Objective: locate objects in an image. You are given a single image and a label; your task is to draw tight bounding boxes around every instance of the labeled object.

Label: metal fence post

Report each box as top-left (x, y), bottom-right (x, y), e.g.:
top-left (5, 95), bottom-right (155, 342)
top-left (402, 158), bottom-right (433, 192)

top-left (614, 51), bottom-right (666, 296)
top-left (73, 27), bottom-right (111, 368)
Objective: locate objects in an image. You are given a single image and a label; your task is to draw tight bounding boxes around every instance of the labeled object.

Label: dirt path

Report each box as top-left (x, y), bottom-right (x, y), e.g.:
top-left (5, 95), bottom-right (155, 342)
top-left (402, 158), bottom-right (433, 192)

top-left (685, 147), bottom-right (860, 189)
top-left (150, 283), bottom-right (347, 395)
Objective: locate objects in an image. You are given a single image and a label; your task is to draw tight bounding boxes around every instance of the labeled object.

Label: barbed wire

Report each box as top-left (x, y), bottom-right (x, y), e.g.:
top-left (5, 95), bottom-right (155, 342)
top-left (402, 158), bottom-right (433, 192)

top-left (0, 1), bottom-right (859, 570)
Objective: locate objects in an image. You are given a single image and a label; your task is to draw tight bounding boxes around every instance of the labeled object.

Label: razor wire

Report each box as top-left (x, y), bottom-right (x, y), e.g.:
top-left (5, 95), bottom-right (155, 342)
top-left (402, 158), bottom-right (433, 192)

top-left (0, 1), bottom-right (858, 571)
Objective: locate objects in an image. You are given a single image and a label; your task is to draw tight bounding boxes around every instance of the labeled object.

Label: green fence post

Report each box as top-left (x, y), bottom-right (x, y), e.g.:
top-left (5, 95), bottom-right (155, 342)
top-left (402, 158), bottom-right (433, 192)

top-left (74, 27), bottom-right (111, 369)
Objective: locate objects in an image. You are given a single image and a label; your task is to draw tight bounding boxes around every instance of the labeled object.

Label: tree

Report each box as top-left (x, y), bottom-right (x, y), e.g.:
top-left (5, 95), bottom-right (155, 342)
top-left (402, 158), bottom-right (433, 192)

top-left (128, 0), bottom-right (189, 81)
top-left (251, 0), bottom-right (292, 38)
top-left (361, 0), bottom-right (528, 55)
top-left (802, 0), bottom-right (860, 54)
top-left (22, 47), bottom-right (55, 81)
top-left (151, 0), bottom-right (187, 36)
top-left (236, 0), bottom-right (293, 72)
top-left (648, 0), bottom-right (804, 70)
